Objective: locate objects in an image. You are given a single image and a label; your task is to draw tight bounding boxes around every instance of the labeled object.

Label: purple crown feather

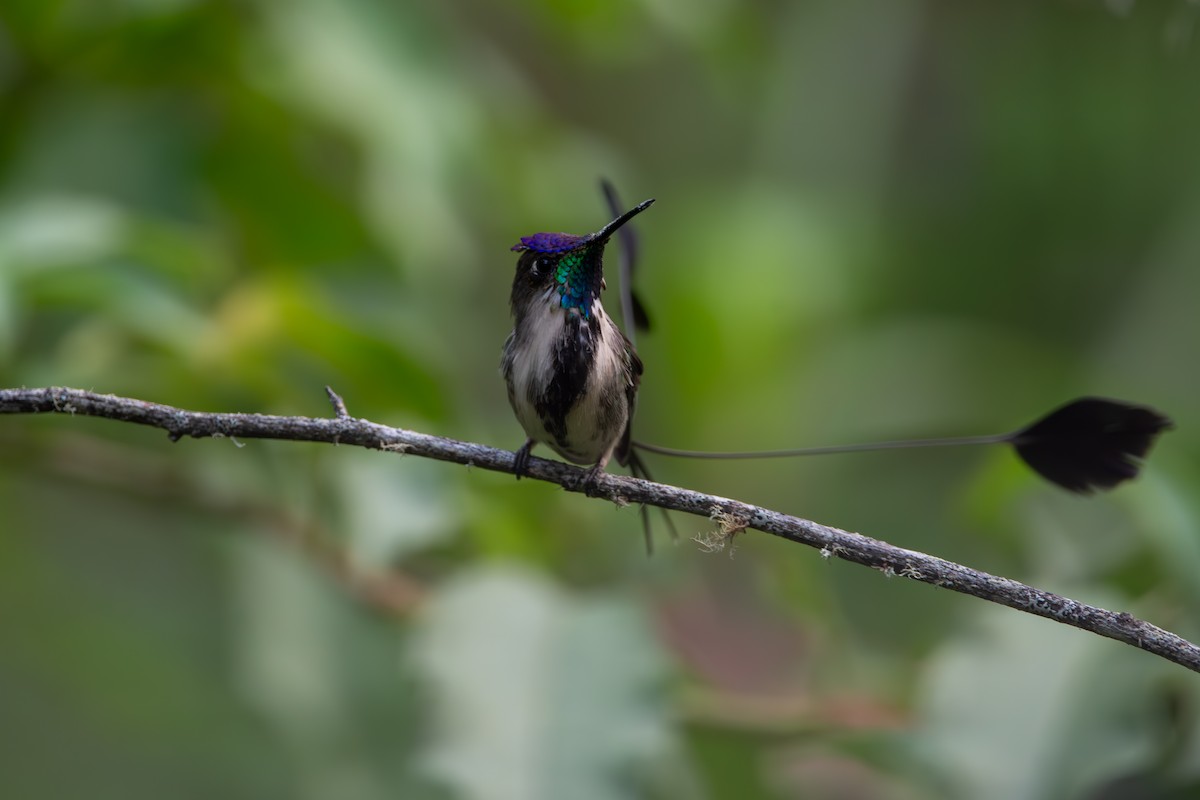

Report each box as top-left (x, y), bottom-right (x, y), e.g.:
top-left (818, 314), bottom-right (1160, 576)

top-left (511, 231), bottom-right (591, 253)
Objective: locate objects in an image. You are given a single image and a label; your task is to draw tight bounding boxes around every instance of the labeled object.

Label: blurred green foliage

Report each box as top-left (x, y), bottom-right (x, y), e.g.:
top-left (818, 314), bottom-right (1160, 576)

top-left (2, 0), bottom-right (1200, 798)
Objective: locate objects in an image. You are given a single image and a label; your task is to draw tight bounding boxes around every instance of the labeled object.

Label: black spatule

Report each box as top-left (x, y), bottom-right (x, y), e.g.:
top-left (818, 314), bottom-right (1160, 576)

top-left (1011, 397), bottom-right (1173, 493)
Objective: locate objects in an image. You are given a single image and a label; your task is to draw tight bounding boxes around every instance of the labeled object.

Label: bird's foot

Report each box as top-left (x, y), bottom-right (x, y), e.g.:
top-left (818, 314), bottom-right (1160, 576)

top-left (513, 440), bottom-right (534, 479)
top-left (579, 463), bottom-right (607, 497)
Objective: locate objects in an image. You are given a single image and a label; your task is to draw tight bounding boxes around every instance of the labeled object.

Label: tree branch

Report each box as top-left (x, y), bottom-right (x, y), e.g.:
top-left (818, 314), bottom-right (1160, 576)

top-left (3, 385), bottom-right (1197, 673)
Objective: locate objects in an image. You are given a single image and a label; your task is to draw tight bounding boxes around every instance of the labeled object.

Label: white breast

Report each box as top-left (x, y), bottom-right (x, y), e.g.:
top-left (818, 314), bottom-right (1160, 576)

top-left (505, 300), bottom-right (566, 447)
top-left (503, 299), bottom-right (630, 465)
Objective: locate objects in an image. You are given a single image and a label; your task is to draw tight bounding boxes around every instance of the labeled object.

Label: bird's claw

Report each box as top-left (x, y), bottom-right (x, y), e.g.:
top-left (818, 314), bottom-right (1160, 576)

top-left (579, 463), bottom-right (606, 497)
top-left (513, 440), bottom-right (534, 479)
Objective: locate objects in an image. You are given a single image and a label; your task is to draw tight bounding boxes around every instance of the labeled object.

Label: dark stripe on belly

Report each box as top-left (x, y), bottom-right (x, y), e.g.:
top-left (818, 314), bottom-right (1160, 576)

top-left (534, 312), bottom-right (598, 444)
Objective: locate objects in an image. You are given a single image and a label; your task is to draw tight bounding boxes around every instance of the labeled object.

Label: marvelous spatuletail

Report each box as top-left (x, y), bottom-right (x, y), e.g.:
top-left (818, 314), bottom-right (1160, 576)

top-left (502, 193), bottom-right (1174, 550)
top-left (501, 198), bottom-right (657, 492)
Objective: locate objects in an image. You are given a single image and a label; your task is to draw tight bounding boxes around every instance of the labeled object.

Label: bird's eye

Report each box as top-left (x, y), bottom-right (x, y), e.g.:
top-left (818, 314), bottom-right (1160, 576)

top-left (529, 259), bottom-right (540, 277)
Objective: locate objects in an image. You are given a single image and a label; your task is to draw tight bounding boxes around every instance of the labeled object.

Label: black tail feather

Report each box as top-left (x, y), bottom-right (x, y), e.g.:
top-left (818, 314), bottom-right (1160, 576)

top-left (600, 179), bottom-right (651, 336)
top-left (629, 292), bottom-right (652, 332)
top-left (1010, 397), bottom-right (1173, 493)
top-left (627, 449), bottom-right (678, 554)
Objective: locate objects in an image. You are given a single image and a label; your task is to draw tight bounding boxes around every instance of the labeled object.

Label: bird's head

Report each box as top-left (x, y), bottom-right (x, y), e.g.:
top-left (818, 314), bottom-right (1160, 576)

top-left (509, 198), bottom-right (654, 319)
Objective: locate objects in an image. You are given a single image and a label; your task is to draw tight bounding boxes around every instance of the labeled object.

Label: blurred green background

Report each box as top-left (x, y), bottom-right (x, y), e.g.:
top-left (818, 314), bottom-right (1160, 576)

top-left (2, 0), bottom-right (1200, 797)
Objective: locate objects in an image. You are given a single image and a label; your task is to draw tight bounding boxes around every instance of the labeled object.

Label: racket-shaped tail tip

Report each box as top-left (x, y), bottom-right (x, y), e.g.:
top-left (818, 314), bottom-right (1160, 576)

top-left (1011, 397), bottom-right (1173, 493)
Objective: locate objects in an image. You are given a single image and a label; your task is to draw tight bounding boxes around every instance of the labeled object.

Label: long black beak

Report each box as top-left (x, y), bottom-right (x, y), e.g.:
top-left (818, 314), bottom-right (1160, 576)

top-left (594, 199), bottom-right (655, 243)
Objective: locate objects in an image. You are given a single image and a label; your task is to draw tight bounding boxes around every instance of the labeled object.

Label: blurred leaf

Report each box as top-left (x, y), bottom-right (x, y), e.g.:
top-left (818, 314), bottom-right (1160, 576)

top-left (413, 566), bottom-right (680, 800)
top-left (915, 598), bottom-right (1183, 800)
top-left (0, 195), bottom-right (127, 271)
top-left (231, 536), bottom-right (437, 800)
top-left (338, 456), bottom-right (460, 568)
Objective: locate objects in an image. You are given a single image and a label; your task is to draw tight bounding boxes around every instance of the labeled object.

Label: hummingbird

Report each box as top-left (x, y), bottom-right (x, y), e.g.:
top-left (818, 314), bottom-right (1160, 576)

top-left (501, 198), bottom-right (656, 491)
top-left (502, 185), bottom-right (1173, 554)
